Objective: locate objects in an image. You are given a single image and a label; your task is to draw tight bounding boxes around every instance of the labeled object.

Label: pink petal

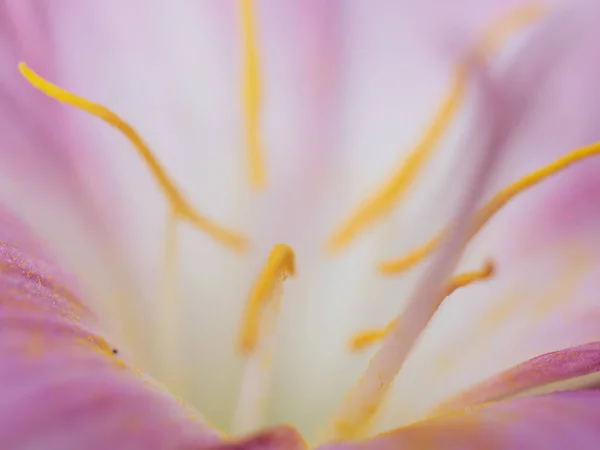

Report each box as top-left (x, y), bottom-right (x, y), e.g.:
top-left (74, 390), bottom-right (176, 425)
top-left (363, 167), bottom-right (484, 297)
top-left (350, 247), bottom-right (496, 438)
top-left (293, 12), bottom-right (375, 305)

top-left (205, 426), bottom-right (306, 450)
top-left (0, 206), bottom-right (221, 449)
top-left (320, 390), bottom-right (600, 450)
top-left (434, 341), bottom-right (600, 415)
top-left (0, 1), bottom-right (120, 226)
top-left (468, 0), bottom-right (600, 262)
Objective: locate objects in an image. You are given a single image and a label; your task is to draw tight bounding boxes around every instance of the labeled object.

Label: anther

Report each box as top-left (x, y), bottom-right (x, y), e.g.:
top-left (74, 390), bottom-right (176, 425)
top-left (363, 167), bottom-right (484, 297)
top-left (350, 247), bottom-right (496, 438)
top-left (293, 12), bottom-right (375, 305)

top-left (238, 243), bottom-right (296, 354)
top-left (234, 244), bottom-right (296, 435)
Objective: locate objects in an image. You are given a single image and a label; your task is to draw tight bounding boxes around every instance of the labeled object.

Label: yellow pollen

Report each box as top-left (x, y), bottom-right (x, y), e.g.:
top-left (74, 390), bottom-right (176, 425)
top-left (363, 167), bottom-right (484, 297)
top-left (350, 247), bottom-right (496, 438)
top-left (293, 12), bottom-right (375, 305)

top-left (325, 3), bottom-right (545, 254)
top-left (19, 62), bottom-right (248, 251)
top-left (349, 260), bottom-right (494, 351)
top-left (239, 0), bottom-right (266, 189)
top-left (380, 141), bottom-right (600, 274)
top-left (239, 243), bottom-right (296, 354)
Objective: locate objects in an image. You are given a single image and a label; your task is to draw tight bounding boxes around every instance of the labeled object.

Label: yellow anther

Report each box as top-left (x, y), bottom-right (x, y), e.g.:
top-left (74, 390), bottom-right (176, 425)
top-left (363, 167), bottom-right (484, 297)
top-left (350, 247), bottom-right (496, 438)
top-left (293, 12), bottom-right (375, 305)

top-left (239, 244), bottom-right (295, 354)
top-left (446, 259), bottom-right (494, 295)
top-left (349, 320), bottom-right (397, 352)
top-left (326, 3), bottom-right (545, 254)
top-left (349, 260), bottom-right (494, 351)
top-left (19, 62), bottom-right (248, 251)
top-left (239, 0), bottom-right (266, 189)
top-left (380, 141), bottom-right (600, 274)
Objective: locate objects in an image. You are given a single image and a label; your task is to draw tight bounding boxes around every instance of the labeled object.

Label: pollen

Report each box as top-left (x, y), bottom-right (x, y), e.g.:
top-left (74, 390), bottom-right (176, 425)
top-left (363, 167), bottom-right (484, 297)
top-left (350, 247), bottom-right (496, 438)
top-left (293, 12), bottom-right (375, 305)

top-left (380, 141), bottom-right (600, 275)
top-left (349, 260), bottom-right (494, 352)
top-left (239, 0), bottom-right (266, 189)
top-left (19, 62), bottom-right (248, 251)
top-left (238, 243), bottom-right (296, 354)
top-left (325, 3), bottom-right (546, 254)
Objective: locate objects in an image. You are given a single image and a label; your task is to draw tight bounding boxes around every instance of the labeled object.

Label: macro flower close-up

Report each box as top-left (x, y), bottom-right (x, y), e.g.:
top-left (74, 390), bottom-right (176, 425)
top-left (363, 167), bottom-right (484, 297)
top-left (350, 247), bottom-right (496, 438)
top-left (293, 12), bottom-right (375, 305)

top-left (3, 0), bottom-right (600, 448)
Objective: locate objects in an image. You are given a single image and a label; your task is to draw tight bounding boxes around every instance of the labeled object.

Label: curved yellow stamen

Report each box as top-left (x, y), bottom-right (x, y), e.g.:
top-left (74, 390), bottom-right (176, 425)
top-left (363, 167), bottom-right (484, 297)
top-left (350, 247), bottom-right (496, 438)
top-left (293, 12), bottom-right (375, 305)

top-left (349, 260), bottom-right (494, 351)
top-left (234, 244), bottom-right (295, 434)
top-left (446, 259), bottom-right (495, 295)
top-left (326, 68), bottom-right (467, 253)
top-left (326, 3), bottom-right (546, 254)
top-left (238, 243), bottom-right (296, 354)
top-left (18, 62), bottom-right (248, 251)
top-left (349, 320), bottom-right (397, 353)
top-left (239, 0), bottom-right (266, 189)
top-left (380, 141), bottom-right (600, 274)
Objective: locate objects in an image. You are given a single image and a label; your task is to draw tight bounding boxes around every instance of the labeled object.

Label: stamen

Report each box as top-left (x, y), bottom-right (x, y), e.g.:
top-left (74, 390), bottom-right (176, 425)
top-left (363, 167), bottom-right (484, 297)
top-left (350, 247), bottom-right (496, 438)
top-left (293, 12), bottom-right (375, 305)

top-left (239, 0), bottom-right (266, 189)
top-left (349, 260), bottom-right (494, 351)
top-left (18, 62), bottom-right (248, 251)
top-left (325, 4), bottom-right (545, 253)
top-left (380, 141), bottom-right (600, 274)
top-left (238, 243), bottom-right (296, 354)
top-left (445, 259), bottom-right (494, 295)
top-left (233, 244), bottom-right (295, 435)
top-left (349, 320), bottom-right (397, 353)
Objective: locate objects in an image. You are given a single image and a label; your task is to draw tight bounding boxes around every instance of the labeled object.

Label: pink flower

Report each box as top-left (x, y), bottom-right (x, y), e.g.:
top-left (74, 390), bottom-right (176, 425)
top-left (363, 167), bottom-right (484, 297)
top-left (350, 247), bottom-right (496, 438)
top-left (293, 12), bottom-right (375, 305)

top-left (3, 0), bottom-right (600, 448)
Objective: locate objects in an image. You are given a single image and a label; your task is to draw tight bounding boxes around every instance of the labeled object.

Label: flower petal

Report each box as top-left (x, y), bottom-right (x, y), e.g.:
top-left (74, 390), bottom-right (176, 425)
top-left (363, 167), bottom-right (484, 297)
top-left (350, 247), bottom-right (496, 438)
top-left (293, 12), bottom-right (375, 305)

top-left (434, 341), bottom-right (600, 415)
top-left (320, 390), bottom-right (600, 450)
top-left (0, 1), bottom-right (95, 191)
top-left (466, 0), bottom-right (600, 262)
top-left (0, 206), bottom-right (220, 449)
top-left (0, 0), bottom-right (124, 231)
top-left (206, 426), bottom-right (306, 450)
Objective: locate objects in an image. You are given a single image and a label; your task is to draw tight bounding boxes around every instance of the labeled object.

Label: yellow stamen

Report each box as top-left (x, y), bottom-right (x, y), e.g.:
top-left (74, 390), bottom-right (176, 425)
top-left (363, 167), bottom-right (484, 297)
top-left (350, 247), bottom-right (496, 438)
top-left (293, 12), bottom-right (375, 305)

top-left (349, 260), bottom-right (494, 351)
top-left (234, 244), bottom-right (295, 434)
top-left (349, 320), bottom-right (397, 353)
top-left (18, 62), bottom-right (248, 251)
top-left (380, 141), bottom-right (600, 274)
top-left (238, 243), bottom-right (296, 354)
top-left (446, 259), bottom-right (494, 296)
top-left (239, 0), bottom-right (266, 189)
top-left (326, 68), bottom-right (467, 253)
top-left (326, 4), bottom-right (545, 253)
